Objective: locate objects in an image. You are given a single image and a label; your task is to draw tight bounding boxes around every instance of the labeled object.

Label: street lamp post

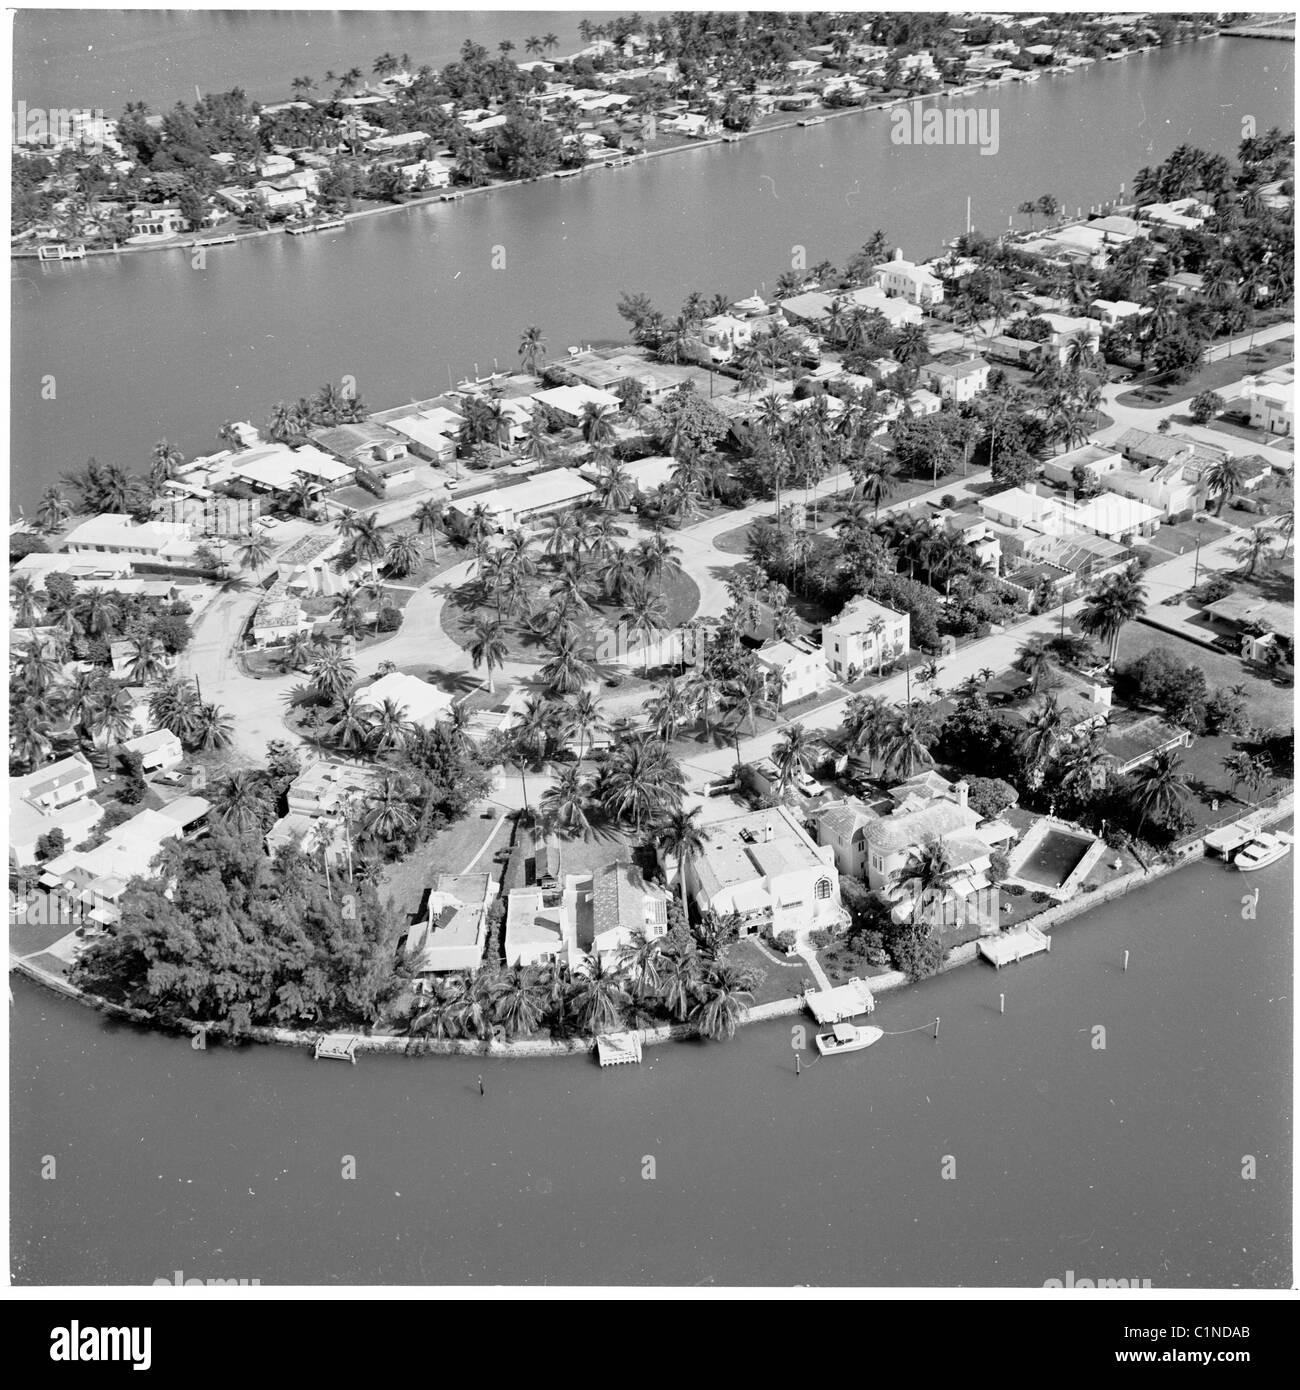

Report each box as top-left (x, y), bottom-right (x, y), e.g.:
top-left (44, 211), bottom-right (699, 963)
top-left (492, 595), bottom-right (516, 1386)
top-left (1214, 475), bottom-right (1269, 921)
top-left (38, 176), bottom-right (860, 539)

top-left (1193, 536), bottom-right (1202, 587)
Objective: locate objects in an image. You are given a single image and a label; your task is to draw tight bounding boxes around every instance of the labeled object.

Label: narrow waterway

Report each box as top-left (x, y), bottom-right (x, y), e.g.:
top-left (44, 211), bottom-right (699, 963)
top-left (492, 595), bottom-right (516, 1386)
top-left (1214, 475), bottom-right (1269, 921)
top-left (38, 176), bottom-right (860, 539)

top-left (10, 36), bottom-right (1292, 514)
top-left (11, 853), bottom-right (1290, 1287)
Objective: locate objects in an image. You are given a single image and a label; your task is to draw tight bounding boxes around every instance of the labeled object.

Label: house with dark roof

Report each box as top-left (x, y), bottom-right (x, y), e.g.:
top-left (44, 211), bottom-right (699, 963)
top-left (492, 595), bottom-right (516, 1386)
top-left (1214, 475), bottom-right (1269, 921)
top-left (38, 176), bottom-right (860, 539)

top-left (565, 861), bottom-right (669, 967)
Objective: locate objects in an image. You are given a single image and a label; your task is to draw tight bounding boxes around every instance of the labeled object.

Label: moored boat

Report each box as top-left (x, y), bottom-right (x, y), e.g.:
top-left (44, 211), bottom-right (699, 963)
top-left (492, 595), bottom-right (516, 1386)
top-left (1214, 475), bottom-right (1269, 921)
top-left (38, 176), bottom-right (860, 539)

top-left (1233, 832), bottom-right (1291, 871)
top-left (815, 1023), bottom-right (883, 1056)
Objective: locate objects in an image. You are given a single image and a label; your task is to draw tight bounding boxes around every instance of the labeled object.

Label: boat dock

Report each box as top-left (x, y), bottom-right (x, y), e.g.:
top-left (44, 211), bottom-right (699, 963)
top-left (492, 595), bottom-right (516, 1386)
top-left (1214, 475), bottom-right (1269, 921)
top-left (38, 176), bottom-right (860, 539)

top-left (38, 243), bottom-right (86, 261)
top-left (286, 219), bottom-right (346, 236)
top-left (804, 977), bottom-right (876, 1023)
top-left (191, 234), bottom-right (237, 248)
top-left (596, 1031), bottom-right (642, 1067)
top-left (979, 926), bottom-right (1051, 969)
top-left (314, 1032), bottom-right (359, 1062)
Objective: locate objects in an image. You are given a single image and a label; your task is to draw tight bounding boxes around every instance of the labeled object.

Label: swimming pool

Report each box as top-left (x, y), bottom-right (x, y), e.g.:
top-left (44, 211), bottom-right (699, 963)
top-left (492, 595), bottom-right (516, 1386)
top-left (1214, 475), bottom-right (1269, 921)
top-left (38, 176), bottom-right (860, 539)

top-left (1015, 828), bottom-right (1094, 889)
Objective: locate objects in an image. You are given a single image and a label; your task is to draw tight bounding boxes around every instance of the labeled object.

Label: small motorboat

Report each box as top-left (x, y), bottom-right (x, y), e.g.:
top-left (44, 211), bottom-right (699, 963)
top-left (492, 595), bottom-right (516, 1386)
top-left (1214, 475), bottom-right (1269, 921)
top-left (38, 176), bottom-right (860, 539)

top-left (1234, 832), bottom-right (1292, 871)
top-left (815, 1022), bottom-right (884, 1056)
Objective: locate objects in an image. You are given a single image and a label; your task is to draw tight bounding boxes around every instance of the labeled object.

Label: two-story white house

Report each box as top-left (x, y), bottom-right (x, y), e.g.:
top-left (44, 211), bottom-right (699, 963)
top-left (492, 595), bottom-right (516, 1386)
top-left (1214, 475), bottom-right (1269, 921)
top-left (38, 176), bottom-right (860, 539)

top-left (685, 805), bottom-right (846, 939)
top-left (874, 248), bottom-right (944, 307)
top-left (753, 636), bottom-right (833, 707)
top-left (925, 356), bottom-right (991, 403)
top-left (823, 595), bottom-right (909, 681)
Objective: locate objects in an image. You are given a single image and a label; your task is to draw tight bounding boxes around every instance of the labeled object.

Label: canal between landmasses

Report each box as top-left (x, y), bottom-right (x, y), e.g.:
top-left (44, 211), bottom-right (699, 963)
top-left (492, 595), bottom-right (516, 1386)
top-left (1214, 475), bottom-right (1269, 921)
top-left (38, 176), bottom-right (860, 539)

top-left (11, 854), bottom-right (1290, 1286)
top-left (9, 34), bottom-right (1292, 513)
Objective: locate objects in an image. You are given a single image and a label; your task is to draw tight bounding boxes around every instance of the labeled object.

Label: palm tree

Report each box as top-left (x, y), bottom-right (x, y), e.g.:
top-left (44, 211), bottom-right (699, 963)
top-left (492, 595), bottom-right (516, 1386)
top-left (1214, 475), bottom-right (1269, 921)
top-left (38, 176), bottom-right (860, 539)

top-left (212, 770), bottom-right (266, 833)
top-left (568, 689), bottom-right (607, 761)
top-left (539, 631), bottom-right (597, 695)
top-left (771, 722), bottom-right (814, 798)
top-left (568, 956), bottom-right (630, 1034)
top-left (363, 776), bottom-right (417, 846)
top-left (331, 694), bottom-right (372, 752)
top-left (331, 586), bottom-right (369, 640)
top-left (518, 324), bottom-right (547, 376)
top-left (413, 499), bottom-right (444, 560)
top-left (539, 765), bottom-right (593, 839)
top-left (1014, 636), bottom-right (1055, 694)
top-left (366, 698), bottom-right (414, 756)
top-left (617, 930), bottom-right (666, 1004)
top-left (469, 617), bottom-right (508, 693)
top-left (493, 967), bottom-right (546, 1039)
top-left (889, 837), bottom-right (960, 932)
top-left (1016, 695), bottom-right (1069, 789)
top-left (621, 583), bottom-right (668, 676)
top-left (238, 531), bottom-right (275, 578)
top-left (1078, 564), bottom-right (1147, 669)
top-left (125, 637), bottom-right (167, 686)
top-left (598, 736), bottom-right (684, 830)
top-left (309, 647), bottom-right (356, 702)
top-left (1233, 528), bottom-right (1276, 579)
top-left (11, 574), bottom-right (45, 628)
top-left (881, 707), bottom-right (934, 780)
top-left (1222, 750), bottom-right (1271, 803)
top-left (689, 961), bottom-right (754, 1040)
top-left (384, 532), bottom-right (424, 577)
top-left (1128, 750), bottom-right (1191, 835)
top-left (191, 703), bottom-right (235, 751)
top-left (1203, 456), bottom-right (1246, 515)
top-left (659, 805), bottom-right (710, 923)
top-left (35, 486), bottom-right (71, 533)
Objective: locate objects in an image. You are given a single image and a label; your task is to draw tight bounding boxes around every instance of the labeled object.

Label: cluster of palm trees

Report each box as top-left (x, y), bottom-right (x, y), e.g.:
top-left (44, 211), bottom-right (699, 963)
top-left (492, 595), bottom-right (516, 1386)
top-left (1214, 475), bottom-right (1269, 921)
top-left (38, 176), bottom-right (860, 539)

top-left (403, 931), bottom-right (754, 1045)
top-left (841, 693), bottom-right (939, 784)
top-left (263, 380), bottom-right (368, 447)
top-left (455, 510), bottom-right (683, 689)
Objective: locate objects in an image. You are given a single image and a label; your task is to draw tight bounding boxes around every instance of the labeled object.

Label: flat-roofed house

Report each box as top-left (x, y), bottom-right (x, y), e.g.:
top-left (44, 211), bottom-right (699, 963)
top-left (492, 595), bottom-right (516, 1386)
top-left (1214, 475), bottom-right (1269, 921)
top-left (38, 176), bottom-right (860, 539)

top-left (874, 249), bottom-right (944, 307)
top-left (505, 886), bottom-right (575, 967)
top-left (41, 797), bottom-right (211, 886)
top-left (384, 406), bottom-right (466, 463)
top-left (697, 313), bottom-right (755, 365)
top-left (823, 594), bottom-right (910, 681)
top-left (287, 760), bottom-right (385, 818)
top-left (407, 873), bottom-right (496, 974)
top-left (685, 805), bottom-right (846, 939)
top-left (62, 514), bottom-right (197, 566)
top-left (444, 468), bottom-right (597, 535)
top-left (1203, 593), bottom-right (1295, 664)
top-left (1243, 377), bottom-right (1293, 437)
top-left (529, 383), bottom-right (621, 426)
top-left (754, 637), bottom-right (832, 707)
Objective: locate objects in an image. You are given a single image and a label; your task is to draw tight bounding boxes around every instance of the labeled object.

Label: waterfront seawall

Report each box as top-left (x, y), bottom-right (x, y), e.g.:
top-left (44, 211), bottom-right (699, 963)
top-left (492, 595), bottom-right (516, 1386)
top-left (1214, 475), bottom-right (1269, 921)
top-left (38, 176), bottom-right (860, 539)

top-left (12, 794), bottom-right (1291, 1059)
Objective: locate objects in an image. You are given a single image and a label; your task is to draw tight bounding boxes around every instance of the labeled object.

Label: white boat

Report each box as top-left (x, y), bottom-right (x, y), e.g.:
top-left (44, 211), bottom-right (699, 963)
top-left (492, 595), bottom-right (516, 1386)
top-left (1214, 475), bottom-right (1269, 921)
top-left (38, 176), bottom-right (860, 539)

top-left (798, 116), bottom-right (826, 127)
top-left (1234, 832), bottom-right (1292, 871)
top-left (815, 1023), bottom-right (883, 1056)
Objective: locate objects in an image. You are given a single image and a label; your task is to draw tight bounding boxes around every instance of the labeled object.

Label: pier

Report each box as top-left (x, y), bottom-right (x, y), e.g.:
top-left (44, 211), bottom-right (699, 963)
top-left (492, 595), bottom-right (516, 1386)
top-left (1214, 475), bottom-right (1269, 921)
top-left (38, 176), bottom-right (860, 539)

top-left (314, 1032), bottom-right (359, 1062)
top-left (979, 927), bottom-right (1051, 970)
top-left (596, 1031), bottom-right (642, 1067)
top-left (37, 244), bottom-right (85, 261)
top-left (804, 977), bottom-right (877, 1023)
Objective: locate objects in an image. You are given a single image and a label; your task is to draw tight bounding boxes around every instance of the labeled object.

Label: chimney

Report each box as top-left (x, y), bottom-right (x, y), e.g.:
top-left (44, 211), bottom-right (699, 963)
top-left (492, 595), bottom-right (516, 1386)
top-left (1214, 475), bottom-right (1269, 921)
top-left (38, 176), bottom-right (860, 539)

top-left (954, 779), bottom-right (969, 809)
top-left (763, 821), bottom-right (774, 843)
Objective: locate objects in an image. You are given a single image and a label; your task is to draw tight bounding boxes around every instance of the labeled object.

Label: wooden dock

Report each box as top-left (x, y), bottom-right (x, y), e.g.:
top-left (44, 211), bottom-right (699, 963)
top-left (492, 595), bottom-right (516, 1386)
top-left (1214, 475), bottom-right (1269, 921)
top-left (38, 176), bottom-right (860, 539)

top-left (804, 977), bottom-right (876, 1023)
top-left (596, 1031), bottom-right (642, 1067)
top-left (314, 1032), bottom-right (359, 1063)
top-left (38, 243), bottom-right (86, 261)
top-left (979, 926), bottom-right (1051, 970)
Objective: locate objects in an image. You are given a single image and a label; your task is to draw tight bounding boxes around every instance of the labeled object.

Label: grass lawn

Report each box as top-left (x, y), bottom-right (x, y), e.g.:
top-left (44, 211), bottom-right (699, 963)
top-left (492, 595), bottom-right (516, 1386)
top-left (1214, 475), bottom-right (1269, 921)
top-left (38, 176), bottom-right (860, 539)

top-left (9, 907), bottom-right (80, 958)
top-left (726, 937), bottom-right (817, 1004)
top-left (377, 805), bottom-right (515, 925)
top-left (1115, 622), bottom-right (1294, 729)
top-left (1206, 415), bottom-right (1296, 454)
top-left (440, 565), bottom-right (700, 663)
top-left (1115, 335), bottom-right (1294, 409)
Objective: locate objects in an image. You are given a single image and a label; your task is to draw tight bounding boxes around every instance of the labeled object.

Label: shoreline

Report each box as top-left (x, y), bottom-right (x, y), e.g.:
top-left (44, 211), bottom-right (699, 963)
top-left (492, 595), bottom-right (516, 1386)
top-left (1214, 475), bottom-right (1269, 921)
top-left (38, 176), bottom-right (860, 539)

top-left (14, 793), bottom-right (1291, 1063)
top-left (11, 40), bottom-right (1199, 266)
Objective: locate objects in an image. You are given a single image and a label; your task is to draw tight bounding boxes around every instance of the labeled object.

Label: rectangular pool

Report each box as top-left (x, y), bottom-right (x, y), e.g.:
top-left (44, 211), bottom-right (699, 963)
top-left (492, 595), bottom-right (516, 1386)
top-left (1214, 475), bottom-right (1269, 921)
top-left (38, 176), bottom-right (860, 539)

top-left (1017, 830), bottom-right (1093, 889)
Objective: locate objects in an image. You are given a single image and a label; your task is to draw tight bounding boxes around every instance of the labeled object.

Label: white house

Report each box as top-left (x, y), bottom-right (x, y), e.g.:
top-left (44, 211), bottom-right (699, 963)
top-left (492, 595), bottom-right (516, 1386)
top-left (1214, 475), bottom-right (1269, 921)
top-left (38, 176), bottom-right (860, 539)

top-left (11, 752), bottom-right (97, 812)
top-left (529, 383), bottom-right (621, 425)
top-left (444, 468), bottom-right (597, 534)
top-left (122, 729), bottom-right (184, 774)
top-left (1242, 377), bottom-right (1293, 437)
top-left (685, 805), bottom-right (846, 939)
top-left (697, 313), bottom-right (755, 365)
top-left (62, 515), bottom-right (197, 566)
top-left (407, 873), bottom-right (495, 974)
top-left (505, 886), bottom-right (575, 967)
top-left (925, 355), bottom-right (991, 403)
top-left (355, 672), bottom-right (454, 730)
top-left (287, 760), bottom-right (384, 818)
top-left (823, 595), bottom-right (910, 681)
top-left (754, 637), bottom-right (832, 707)
top-left (874, 249), bottom-right (944, 307)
